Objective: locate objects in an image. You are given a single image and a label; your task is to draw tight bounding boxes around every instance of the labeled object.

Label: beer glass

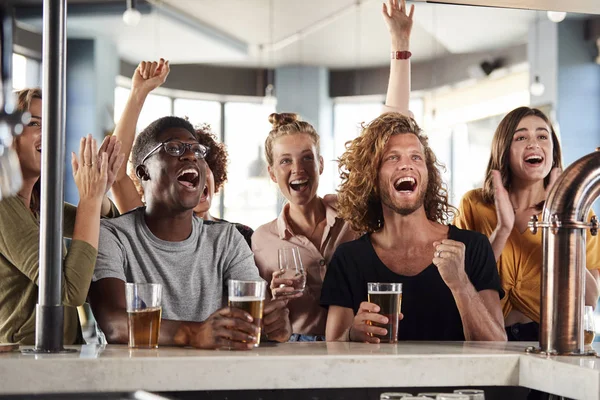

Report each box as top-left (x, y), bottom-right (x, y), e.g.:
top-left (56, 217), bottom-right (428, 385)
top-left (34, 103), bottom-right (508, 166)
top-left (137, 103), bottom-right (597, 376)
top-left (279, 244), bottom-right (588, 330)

top-left (228, 279), bottom-right (266, 347)
top-left (380, 393), bottom-right (413, 399)
top-left (367, 282), bottom-right (402, 343)
top-left (125, 283), bottom-right (162, 349)
top-left (584, 305), bottom-right (596, 345)
top-left (278, 247), bottom-right (306, 295)
top-left (453, 389), bottom-right (485, 400)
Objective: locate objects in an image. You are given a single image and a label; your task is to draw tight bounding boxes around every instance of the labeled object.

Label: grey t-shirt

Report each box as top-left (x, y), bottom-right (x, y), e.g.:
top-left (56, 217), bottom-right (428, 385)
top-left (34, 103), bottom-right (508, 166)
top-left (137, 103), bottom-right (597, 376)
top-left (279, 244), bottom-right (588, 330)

top-left (93, 208), bottom-right (261, 322)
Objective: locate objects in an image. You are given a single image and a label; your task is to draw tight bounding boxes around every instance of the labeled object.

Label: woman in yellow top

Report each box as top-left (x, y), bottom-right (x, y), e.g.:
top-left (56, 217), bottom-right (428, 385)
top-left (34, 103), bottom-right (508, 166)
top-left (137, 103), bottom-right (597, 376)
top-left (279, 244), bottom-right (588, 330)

top-left (455, 106), bottom-right (600, 341)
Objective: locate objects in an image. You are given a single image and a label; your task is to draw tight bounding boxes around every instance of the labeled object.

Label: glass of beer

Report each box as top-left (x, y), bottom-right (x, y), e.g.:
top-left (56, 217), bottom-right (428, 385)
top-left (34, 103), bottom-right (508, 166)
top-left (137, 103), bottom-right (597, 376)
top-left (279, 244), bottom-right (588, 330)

top-left (228, 280), bottom-right (266, 347)
top-left (367, 282), bottom-right (402, 344)
top-left (584, 305), bottom-right (596, 345)
top-left (278, 247), bottom-right (306, 295)
top-left (125, 283), bottom-right (162, 349)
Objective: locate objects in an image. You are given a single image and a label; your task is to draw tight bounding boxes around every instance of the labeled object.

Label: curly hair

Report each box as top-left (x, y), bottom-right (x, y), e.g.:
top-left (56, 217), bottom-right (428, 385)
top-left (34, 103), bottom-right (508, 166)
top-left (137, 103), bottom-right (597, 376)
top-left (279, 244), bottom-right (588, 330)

top-left (131, 116), bottom-right (197, 168)
top-left (264, 112), bottom-right (320, 166)
top-left (195, 123), bottom-right (228, 192)
top-left (337, 112), bottom-right (455, 233)
top-left (482, 106), bottom-right (563, 204)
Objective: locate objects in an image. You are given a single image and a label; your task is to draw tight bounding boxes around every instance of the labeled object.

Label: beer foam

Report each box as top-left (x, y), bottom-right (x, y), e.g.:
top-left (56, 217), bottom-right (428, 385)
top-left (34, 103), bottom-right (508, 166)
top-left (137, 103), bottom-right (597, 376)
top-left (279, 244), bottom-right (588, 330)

top-left (368, 290), bottom-right (402, 294)
top-left (229, 296), bottom-right (264, 302)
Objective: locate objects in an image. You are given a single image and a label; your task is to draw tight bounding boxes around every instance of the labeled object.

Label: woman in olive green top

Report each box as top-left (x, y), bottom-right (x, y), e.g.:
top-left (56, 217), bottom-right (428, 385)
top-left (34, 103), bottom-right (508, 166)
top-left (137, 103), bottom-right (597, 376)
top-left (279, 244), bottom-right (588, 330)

top-left (0, 88), bottom-right (124, 345)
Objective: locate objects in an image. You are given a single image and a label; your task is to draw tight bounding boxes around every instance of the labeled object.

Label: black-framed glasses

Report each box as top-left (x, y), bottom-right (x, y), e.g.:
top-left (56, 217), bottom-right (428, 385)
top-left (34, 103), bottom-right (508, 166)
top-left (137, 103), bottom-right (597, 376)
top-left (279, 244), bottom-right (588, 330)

top-left (141, 140), bottom-right (209, 165)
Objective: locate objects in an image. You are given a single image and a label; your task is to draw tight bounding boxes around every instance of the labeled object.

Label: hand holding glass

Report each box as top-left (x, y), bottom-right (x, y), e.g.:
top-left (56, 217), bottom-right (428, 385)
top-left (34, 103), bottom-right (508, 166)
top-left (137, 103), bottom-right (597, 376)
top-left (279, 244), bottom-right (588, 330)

top-left (276, 247), bottom-right (306, 296)
top-left (125, 283), bottom-right (162, 349)
top-left (367, 282), bottom-right (402, 343)
top-left (228, 280), bottom-right (266, 347)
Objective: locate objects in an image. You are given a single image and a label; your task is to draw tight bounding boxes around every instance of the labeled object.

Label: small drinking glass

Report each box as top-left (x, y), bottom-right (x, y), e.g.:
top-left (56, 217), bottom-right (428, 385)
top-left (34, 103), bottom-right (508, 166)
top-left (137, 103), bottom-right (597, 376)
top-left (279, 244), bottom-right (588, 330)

top-left (436, 394), bottom-right (469, 400)
top-left (278, 247), bottom-right (306, 295)
top-left (228, 279), bottom-right (266, 347)
top-left (380, 393), bottom-right (413, 399)
top-left (453, 389), bottom-right (485, 400)
top-left (367, 282), bottom-right (403, 343)
top-left (418, 394), bottom-right (441, 399)
top-left (584, 305), bottom-right (596, 345)
top-left (125, 283), bottom-right (162, 349)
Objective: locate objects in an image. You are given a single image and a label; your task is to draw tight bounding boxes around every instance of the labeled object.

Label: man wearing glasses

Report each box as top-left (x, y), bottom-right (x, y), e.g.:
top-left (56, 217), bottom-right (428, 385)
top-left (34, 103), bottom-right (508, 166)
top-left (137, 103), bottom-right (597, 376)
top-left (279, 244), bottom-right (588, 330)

top-left (89, 116), bottom-right (291, 349)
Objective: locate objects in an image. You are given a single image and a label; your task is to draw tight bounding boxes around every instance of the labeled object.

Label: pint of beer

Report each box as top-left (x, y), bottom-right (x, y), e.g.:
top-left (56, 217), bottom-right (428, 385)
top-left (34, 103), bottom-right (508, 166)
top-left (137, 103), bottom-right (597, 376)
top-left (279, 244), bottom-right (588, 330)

top-left (367, 282), bottom-right (402, 344)
top-left (125, 283), bottom-right (162, 349)
top-left (228, 280), bottom-right (266, 347)
top-left (584, 305), bottom-right (596, 345)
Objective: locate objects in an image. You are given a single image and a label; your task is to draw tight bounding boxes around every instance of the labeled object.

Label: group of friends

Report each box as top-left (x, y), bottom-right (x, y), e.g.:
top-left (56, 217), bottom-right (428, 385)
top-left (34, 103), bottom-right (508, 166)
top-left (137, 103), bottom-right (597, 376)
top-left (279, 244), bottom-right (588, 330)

top-left (1, 0), bottom-right (599, 349)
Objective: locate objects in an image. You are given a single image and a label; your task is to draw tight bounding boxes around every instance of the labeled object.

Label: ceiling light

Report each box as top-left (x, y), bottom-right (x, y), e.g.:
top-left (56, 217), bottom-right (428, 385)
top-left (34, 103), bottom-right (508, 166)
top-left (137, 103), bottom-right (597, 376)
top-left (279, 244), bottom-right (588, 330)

top-left (547, 11), bottom-right (567, 23)
top-left (530, 75), bottom-right (545, 97)
top-left (123, 0), bottom-right (141, 27)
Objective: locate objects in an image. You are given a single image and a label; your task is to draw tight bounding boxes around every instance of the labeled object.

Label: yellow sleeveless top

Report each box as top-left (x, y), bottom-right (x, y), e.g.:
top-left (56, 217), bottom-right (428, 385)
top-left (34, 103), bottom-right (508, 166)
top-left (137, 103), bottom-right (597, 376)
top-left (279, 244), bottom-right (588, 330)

top-left (455, 189), bottom-right (600, 323)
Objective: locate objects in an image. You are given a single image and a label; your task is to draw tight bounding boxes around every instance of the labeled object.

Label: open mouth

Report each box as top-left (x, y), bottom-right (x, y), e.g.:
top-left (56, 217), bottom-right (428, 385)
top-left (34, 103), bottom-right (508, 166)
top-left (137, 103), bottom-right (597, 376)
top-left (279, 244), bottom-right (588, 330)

top-left (35, 144), bottom-right (41, 153)
top-left (199, 185), bottom-right (209, 201)
top-left (177, 168), bottom-right (200, 189)
top-left (524, 154), bottom-right (544, 165)
top-left (394, 176), bottom-right (417, 192)
top-left (290, 178), bottom-right (309, 192)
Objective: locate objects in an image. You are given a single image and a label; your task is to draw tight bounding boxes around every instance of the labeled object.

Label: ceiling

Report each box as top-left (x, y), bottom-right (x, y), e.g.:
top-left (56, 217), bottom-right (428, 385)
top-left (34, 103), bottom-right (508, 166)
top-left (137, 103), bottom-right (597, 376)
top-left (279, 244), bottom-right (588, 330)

top-left (15, 0), bottom-right (594, 68)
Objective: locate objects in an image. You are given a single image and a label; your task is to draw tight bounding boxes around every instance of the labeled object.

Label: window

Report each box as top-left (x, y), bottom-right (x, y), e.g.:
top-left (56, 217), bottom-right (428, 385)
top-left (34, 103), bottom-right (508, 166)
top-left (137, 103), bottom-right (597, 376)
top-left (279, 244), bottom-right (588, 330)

top-left (12, 53), bottom-right (41, 90)
top-left (113, 87), bottom-right (173, 131)
top-left (173, 99), bottom-right (221, 134)
top-left (222, 102), bottom-right (277, 229)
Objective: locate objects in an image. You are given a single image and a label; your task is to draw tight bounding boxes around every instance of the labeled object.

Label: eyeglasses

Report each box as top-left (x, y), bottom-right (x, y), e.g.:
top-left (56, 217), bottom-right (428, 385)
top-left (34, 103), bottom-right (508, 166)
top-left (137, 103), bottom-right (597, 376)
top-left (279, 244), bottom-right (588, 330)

top-left (141, 140), bottom-right (209, 165)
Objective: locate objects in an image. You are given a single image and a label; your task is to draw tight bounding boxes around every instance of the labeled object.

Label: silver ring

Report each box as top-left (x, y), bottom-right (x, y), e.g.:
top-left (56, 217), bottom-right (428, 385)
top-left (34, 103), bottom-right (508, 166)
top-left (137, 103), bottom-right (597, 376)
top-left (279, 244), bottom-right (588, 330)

top-left (84, 163), bottom-right (94, 167)
top-left (435, 250), bottom-right (441, 258)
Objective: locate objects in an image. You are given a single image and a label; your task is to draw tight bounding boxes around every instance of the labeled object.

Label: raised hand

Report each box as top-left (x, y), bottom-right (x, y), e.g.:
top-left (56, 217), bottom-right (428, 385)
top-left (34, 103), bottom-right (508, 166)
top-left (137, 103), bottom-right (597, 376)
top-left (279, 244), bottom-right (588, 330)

top-left (433, 239), bottom-right (469, 291)
top-left (72, 135), bottom-right (108, 204)
top-left (131, 58), bottom-right (170, 95)
top-left (491, 170), bottom-right (515, 232)
top-left (97, 135), bottom-right (125, 194)
top-left (349, 301), bottom-right (403, 343)
top-left (186, 307), bottom-right (260, 350)
top-left (382, 0), bottom-right (415, 48)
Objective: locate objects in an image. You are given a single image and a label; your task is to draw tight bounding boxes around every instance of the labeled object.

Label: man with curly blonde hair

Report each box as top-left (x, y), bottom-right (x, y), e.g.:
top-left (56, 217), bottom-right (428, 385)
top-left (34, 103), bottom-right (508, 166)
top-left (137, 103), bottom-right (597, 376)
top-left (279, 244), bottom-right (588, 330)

top-left (321, 112), bottom-right (507, 342)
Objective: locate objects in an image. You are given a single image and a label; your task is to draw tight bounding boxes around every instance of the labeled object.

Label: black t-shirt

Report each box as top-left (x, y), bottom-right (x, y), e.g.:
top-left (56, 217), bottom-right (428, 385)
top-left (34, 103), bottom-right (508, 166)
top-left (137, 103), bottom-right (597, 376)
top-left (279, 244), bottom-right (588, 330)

top-left (320, 225), bottom-right (503, 341)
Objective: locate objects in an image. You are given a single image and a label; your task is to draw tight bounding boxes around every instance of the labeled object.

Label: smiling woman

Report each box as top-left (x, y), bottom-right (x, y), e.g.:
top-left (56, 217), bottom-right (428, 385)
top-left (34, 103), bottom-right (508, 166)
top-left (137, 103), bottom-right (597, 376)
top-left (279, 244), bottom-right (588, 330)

top-left (454, 106), bottom-right (600, 341)
top-left (0, 88), bottom-right (124, 345)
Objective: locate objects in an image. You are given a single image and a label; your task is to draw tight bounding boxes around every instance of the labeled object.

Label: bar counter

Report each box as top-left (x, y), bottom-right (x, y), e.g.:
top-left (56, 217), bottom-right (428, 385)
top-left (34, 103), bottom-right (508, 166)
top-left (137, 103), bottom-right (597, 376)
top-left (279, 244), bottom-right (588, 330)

top-left (0, 342), bottom-right (599, 398)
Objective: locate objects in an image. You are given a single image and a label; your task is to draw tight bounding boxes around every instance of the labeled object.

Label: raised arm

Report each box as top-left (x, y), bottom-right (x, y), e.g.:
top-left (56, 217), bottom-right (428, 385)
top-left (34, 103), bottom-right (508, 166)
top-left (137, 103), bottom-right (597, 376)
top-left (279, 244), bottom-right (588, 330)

top-left (383, 0), bottom-right (414, 115)
top-left (0, 136), bottom-right (121, 307)
top-left (111, 59), bottom-right (170, 213)
top-left (433, 239), bottom-right (507, 341)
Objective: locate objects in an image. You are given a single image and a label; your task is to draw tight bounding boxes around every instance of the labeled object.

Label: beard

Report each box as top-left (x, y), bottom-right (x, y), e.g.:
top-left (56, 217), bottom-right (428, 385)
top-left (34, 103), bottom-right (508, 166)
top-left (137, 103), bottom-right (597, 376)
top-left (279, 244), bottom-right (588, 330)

top-left (379, 183), bottom-right (426, 216)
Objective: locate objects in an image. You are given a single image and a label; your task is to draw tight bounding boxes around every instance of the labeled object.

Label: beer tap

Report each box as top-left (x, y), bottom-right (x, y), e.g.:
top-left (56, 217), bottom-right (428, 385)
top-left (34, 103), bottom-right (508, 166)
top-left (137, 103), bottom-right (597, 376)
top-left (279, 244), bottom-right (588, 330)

top-left (527, 147), bottom-right (600, 355)
top-left (0, 1), bottom-right (30, 201)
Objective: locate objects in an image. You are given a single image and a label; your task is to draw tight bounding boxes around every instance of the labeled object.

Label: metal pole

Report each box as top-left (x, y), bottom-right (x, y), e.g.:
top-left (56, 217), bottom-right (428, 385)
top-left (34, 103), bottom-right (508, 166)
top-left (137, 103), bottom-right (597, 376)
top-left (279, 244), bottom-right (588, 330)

top-left (35, 0), bottom-right (67, 352)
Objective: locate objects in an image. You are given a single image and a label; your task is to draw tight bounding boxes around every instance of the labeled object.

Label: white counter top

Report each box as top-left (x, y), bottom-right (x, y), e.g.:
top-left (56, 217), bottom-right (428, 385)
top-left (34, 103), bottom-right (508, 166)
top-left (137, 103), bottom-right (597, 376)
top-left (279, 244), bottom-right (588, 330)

top-left (0, 342), bottom-right (599, 398)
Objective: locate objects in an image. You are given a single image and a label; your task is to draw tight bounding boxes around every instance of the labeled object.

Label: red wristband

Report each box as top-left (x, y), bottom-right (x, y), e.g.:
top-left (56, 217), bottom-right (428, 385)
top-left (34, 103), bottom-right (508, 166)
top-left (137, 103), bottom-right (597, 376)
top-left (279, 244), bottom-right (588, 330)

top-left (391, 51), bottom-right (412, 60)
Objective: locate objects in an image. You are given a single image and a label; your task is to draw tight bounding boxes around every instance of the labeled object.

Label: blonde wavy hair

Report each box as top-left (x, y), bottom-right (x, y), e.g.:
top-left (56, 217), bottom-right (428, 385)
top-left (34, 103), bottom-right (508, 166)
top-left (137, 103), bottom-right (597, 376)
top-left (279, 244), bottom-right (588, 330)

top-left (265, 113), bottom-right (320, 166)
top-left (337, 112), bottom-right (455, 233)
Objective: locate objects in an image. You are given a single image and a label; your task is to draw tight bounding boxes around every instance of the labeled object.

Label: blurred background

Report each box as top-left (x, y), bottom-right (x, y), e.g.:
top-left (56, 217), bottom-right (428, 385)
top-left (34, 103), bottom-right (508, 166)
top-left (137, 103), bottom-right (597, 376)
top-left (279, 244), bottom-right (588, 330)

top-left (10, 0), bottom-right (600, 229)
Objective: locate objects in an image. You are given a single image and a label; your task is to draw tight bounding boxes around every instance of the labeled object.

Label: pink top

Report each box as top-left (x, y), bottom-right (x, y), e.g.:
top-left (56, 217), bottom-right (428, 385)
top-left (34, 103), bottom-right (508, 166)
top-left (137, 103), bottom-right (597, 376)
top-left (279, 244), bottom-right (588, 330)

top-left (251, 194), bottom-right (358, 335)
